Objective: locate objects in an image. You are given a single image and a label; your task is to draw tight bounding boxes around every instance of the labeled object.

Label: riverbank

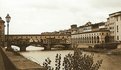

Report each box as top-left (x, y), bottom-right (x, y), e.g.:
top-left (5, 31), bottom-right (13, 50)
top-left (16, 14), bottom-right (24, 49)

top-left (109, 49), bottom-right (121, 55)
top-left (0, 47), bottom-right (46, 70)
top-left (80, 48), bottom-right (121, 55)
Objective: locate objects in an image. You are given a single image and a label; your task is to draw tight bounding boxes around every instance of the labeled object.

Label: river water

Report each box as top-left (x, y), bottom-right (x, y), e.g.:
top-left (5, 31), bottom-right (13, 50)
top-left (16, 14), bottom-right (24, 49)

top-left (12, 46), bottom-right (121, 70)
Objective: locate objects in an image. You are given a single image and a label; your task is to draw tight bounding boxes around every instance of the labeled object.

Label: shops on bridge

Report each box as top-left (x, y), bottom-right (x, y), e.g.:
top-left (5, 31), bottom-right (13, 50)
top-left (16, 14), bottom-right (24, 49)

top-left (5, 34), bottom-right (71, 51)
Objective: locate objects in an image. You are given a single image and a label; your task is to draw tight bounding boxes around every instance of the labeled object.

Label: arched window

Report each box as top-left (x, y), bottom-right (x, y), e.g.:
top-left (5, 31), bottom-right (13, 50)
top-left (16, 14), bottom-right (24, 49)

top-left (87, 37), bottom-right (89, 43)
top-left (94, 36), bottom-right (96, 43)
top-left (105, 35), bottom-right (110, 43)
top-left (97, 36), bottom-right (99, 43)
top-left (89, 37), bottom-right (91, 43)
top-left (82, 37), bottom-right (84, 43)
top-left (92, 36), bottom-right (93, 43)
top-left (85, 37), bottom-right (87, 43)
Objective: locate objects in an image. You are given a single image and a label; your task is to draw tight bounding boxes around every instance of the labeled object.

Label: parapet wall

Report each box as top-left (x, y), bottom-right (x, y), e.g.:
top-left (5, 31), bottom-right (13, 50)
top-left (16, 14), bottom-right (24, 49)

top-left (0, 47), bottom-right (46, 70)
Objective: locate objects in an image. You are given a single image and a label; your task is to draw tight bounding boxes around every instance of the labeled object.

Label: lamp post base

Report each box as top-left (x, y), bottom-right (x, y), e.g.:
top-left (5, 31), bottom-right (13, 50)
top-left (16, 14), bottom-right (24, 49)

top-left (6, 43), bottom-right (13, 51)
top-left (6, 47), bottom-right (13, 51)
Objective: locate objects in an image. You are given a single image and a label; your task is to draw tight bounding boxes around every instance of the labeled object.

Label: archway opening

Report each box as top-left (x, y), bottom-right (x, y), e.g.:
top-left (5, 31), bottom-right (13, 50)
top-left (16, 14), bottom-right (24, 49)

top-left (105, 35), bottom-right (110, 43)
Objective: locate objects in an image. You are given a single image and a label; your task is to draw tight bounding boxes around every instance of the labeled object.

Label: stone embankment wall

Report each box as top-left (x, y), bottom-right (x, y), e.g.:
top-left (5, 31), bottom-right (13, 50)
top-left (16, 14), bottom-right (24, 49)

top-left (0, 47), bottom-right (46, 70)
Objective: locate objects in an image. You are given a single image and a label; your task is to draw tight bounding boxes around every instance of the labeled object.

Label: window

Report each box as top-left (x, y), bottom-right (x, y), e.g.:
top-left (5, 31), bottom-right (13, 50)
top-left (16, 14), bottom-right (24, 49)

top-left (117, 36), bottom-right (119, 40)
top-left (110, 27), bottom-right (114, 29)
top-left (102, 33), bottom-right (104, 35)
top-left (116, 17), bottom-right (118, 21)
top-left (117, 25), bottom-right (119, 32)
top-left (109, 27), bottom-right (111, 29)
top-left (102, 41), bottom-right (104, 43)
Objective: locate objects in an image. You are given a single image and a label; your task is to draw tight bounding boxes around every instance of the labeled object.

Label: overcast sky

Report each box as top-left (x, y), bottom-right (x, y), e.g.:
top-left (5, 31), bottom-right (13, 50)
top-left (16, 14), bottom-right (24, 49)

top-left (0, 0), bottom-right (121, 34)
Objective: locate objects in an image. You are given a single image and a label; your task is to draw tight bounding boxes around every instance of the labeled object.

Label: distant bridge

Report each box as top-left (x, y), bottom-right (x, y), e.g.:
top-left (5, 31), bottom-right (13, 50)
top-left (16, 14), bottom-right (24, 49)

top-left (6, 34), bottom-right (71, 51)
top-left (10, 38), bottom-right (71, 51)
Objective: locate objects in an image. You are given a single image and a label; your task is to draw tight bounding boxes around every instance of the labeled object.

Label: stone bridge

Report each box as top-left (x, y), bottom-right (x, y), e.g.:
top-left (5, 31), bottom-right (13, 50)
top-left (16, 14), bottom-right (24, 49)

top-left (10, 38), bottom-right (71, 51)
top-left (6, 34), bottom-right (71, 51)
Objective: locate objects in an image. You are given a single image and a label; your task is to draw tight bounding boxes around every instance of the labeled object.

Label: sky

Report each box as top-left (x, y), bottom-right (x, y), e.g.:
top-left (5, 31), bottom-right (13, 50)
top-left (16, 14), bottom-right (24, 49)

top-left (0, 0), bottom-right (121, 34)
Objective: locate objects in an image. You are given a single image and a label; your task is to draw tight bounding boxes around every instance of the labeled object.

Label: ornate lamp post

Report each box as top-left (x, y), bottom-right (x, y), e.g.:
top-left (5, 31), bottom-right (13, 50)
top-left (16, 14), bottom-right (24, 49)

top-left (5, 14), bottom-right (11, 51)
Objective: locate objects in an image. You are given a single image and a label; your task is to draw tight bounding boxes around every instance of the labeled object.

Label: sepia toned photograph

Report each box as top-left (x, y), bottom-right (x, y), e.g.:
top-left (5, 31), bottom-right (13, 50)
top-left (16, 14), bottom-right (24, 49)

top-left (0, 0), bottom-right (121, 70)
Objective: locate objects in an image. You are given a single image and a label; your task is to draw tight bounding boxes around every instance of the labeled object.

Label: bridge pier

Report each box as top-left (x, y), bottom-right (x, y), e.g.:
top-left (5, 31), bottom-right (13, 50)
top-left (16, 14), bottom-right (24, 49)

top-left (20, 46), bottom-right (26, 51)
top-left (44, 44), bottom-right (51, 50)
top-left (6, 43), bottom-right (13, 51)
top-left (63, 44), bottom-right (71, 50)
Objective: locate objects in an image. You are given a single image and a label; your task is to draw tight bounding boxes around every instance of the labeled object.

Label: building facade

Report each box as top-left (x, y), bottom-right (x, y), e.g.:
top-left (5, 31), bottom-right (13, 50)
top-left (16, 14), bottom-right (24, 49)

top-left (0, 17), bottom-right (5, 46)
top-left (71, 22), bottom-right (110, 48)
top-left (106, 11), bottom-right (121, 42)
top-left (71, 11), bottom-right (121, 48)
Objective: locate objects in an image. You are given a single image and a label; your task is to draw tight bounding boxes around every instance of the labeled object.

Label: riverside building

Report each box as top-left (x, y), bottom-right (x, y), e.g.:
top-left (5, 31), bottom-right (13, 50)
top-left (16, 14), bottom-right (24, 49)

top-left (71, 11), bottom-right (121, 48)
top-left (106, 11), bottom-right (121, 42)
top-left (71, 22), bottom-right (110, 48)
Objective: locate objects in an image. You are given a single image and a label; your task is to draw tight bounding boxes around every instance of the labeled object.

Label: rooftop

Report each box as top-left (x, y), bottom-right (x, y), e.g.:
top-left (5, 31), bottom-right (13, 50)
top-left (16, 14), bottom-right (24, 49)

top-left (109, 11), bottom-right (121, 17)
top-left (79, 22), bottom-right (105, 28)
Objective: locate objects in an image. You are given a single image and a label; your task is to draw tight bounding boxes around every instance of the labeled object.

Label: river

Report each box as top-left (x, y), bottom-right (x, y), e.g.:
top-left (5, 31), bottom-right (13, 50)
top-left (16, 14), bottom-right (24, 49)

top-left (12, 46), bottom-right (121, 70)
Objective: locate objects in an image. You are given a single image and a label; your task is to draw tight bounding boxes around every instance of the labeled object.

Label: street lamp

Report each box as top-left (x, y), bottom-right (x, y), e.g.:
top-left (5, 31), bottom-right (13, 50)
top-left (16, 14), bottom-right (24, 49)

top-left (5, 14), bottom-right (11, 51)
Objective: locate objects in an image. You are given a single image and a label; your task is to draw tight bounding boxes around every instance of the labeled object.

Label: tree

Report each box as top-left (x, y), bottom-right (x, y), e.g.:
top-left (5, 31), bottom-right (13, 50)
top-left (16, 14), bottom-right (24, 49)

top-left (43, 46), bottom-right (102, 70)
